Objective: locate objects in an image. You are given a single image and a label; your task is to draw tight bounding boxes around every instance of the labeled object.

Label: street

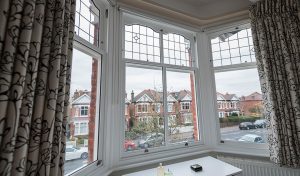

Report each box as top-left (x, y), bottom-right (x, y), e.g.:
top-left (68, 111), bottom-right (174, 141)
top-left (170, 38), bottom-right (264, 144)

top-left (65, 159), bottom-right (88, 175)
top-left (221, 125), bottom-right (267, 142)
top-left (65, 126), bottom-right (267, 174)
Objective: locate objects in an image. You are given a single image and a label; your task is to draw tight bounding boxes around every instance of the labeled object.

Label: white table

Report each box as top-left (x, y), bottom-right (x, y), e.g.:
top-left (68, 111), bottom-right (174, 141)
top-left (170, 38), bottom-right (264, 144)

top-left (123, 156), bottom-right (242, 176)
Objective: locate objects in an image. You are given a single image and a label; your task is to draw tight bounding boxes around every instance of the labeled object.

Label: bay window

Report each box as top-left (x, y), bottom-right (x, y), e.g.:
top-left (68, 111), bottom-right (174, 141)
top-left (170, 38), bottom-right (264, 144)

top-left (123, 14), bottom-right (200, 154)
top-left (210, 24), bottom-right (267, 145)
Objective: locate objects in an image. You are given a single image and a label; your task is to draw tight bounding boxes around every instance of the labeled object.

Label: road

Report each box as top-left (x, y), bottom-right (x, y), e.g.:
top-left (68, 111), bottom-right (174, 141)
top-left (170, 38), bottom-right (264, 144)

top-left (221, 126), bottom-right (267, 142)
top-left (65, 159), bottom-right (88, 175)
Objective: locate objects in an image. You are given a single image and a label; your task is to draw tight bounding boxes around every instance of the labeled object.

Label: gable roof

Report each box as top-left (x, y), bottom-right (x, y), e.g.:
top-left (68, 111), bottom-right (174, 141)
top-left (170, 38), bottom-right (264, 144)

top-left (241, 92), bottom-right (262, 101)
top-left (72, 94), bottom-right (91, 105)
top-left (170, 90), bottom-right (192, 101)
top-left (217, 92), bottom-right (238, 101)
top-left (133, 89), bottom-right (162, 102)
top-left (167, 94), bottom-right (177, 102)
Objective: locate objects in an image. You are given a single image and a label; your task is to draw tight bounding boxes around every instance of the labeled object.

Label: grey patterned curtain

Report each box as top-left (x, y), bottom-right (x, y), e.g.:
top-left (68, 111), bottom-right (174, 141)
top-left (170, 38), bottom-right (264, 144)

top-left (250, 0), bottom-right (300, 168)
top-left (0, 0), bottom-right (75, 175)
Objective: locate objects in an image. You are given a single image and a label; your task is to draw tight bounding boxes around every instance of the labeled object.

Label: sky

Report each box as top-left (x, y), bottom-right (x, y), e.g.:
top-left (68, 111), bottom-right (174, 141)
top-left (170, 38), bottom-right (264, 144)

top-left (70, 26), bottom-right (261, 99)
top-left (70, 51), bottom-right (261, 99)
top-left (70, 49), bottom-right (93, 95)
top-left (126, 67), bottom-right (192, 98)
top-left (214, 68), bottom-right (262, 97)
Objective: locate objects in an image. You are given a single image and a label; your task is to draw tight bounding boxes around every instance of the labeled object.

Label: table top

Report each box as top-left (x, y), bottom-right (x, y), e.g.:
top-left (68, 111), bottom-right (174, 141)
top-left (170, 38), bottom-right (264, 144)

top-left (123, 156), bottom-right (242, 176)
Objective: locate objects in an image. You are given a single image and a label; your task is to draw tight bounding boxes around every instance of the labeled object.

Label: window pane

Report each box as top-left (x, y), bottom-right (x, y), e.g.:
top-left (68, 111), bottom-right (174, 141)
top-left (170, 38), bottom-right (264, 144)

top-left (125, 66), bottom-right (164, 151)
top-left (65, 49), bottom-right (100, 174)
top-left (163, 34), bottom-right (194, 67)
top-left (124, 25), bottom-right (160, 63)
top-left (211, 27), bottom-right (256, 67)
top-left (166, 71), bottom-right (199, 144)
top-left (75, 0), bottom-right (100, 46)
top-left (214, 68), bottom-right (266, 144)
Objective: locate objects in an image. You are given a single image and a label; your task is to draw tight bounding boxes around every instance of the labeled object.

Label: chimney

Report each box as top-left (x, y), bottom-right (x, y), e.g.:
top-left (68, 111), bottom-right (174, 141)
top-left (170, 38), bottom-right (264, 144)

top-left (131, 90), bottom-right (134, 102)
top-left (73, 90), bottom-right (79, 100)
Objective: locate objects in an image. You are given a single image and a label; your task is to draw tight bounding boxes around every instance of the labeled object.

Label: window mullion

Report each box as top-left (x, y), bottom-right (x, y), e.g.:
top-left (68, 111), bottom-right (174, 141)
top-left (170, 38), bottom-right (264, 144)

top-left (159, 29), bottom-right (164, 64)
top-left (162, 66), bottom-right (169, 146)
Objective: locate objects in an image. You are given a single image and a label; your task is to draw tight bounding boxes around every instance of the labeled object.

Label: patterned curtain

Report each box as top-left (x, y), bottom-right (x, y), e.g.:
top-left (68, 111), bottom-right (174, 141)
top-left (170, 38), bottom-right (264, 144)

top-left (0, 0), bottom-right (75, 175)
top-left (250, 0), bottom-right (300, 168)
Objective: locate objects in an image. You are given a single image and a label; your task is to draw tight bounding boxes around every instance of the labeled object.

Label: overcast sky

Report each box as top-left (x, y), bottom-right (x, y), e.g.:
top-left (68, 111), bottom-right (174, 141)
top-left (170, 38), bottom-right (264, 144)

top-left (70, 49), bottom-right (92, 95)
top-left (71, 50), bottom-right (261, 99)
top-left (215, 68), bottom-right (261, 97)
top-left (126, 67), bottom-right (192, 98)
top-left (71, 28), bottom-right (260, 99)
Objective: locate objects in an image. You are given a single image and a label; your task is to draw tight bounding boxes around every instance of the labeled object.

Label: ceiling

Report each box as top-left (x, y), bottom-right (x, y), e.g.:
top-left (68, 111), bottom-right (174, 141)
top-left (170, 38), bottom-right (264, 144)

top-left (118, 0), bottom-right (252, 28)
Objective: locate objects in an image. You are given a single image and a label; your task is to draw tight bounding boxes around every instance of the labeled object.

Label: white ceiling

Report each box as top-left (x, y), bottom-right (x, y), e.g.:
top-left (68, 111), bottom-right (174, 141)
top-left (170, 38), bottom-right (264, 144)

top-left (118, 0), bottom-right (252, 28)
top-left (144, 0), bottom-right (251, 19)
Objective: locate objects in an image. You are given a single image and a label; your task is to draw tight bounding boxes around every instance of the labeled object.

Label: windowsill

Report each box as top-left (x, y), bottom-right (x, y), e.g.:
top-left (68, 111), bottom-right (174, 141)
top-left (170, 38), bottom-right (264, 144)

top-left (214, 141), bottom-right (269, 158)
top-left (118, 143), bottom-right (211, 171)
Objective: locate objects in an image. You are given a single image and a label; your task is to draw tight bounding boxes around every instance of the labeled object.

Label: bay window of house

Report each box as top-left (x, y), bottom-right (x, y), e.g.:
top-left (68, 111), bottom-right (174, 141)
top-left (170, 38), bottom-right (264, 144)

top-left (123, 14), bottom-right (200, 154)
top-left (210, 24), bottom-right (267, 145)
top-left (65, 0), bottom-right (106, 175)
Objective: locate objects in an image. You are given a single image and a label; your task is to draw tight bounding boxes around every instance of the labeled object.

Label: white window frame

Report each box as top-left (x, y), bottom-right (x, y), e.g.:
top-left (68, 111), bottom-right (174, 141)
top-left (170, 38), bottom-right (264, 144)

top-left (80, 105), bottom-right (89, 116)
top-left (74, 121), bottom-right (89, 135)
top-left (66, 0), bottom-right (109, 176)
top-left (137, 103), bottom-right (148, 113)
top-left (206, 21), bottom-right (268, 157)
top-left (120, 11), bottom-right (206, 160)
top-left (181, 102), bottom-right (190, 110)
top-left (167, 103), bottom-right (173, 112)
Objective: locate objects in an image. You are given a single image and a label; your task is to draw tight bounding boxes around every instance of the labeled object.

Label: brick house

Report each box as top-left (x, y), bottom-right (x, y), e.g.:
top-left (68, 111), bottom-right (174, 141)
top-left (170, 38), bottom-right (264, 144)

top-left (69, 90), bottom-right (91, 137)
top-left (240, 92), bottom-right (263, 116)
top-left (216, 92), bottom-right (240, 118)
top-left (125, 89), bottom-right (194, 129)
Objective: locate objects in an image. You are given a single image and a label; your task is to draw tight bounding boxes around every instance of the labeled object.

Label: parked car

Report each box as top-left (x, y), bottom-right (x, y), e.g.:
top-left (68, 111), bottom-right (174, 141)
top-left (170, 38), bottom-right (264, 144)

top-left (65, 146), bottom-right (88, 161)
top-left (238, 134), bottom-right (264, 143)
top-left (124, 140), bottom-right (136, 151)
top-left (138, 133), bottom-right (164, 148)
top-left (239, 122), bottom-right (256, 130)
top-left (254, 119), bottom-right (266, 128)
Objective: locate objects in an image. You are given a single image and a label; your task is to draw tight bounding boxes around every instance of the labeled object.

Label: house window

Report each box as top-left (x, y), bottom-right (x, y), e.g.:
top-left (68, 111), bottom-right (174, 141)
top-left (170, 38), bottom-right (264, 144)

top-left (75, 122), bottom-right (89, 135)
top-left (80, 122), bottom-right (88, 134)
top-left (123, 17), bottom-right (199, 153)
top-left (211, 25), bottom-right (266, 144)
top-left (181, 102), bottom-right (190, 110)
top-left (167, 103), bottom-right (173, 112)
top-left (75, 123), bottom-right (80, 135)
top-left (137, 104), bottom-right (148, 113)
top-left (155, 104), bottom-right (161, 113)
top-left (80, 106), bottom-right (89, 116)
top-left (65, 0), bottom-right (105, 174)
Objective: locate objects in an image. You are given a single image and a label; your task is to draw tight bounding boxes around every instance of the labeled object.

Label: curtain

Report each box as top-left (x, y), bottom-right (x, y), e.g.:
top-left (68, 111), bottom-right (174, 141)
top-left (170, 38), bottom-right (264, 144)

top-left (250, 0), bottom-right (300, 168)
top-left (0, 0), bottom-right (75, 175)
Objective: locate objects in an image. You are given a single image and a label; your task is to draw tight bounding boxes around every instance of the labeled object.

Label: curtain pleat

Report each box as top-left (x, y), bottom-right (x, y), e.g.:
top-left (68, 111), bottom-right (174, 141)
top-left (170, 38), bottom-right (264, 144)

top-left (250, 0), bottom-right (300, 168)
top-left (0, 0), bottom-right (76, 175)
